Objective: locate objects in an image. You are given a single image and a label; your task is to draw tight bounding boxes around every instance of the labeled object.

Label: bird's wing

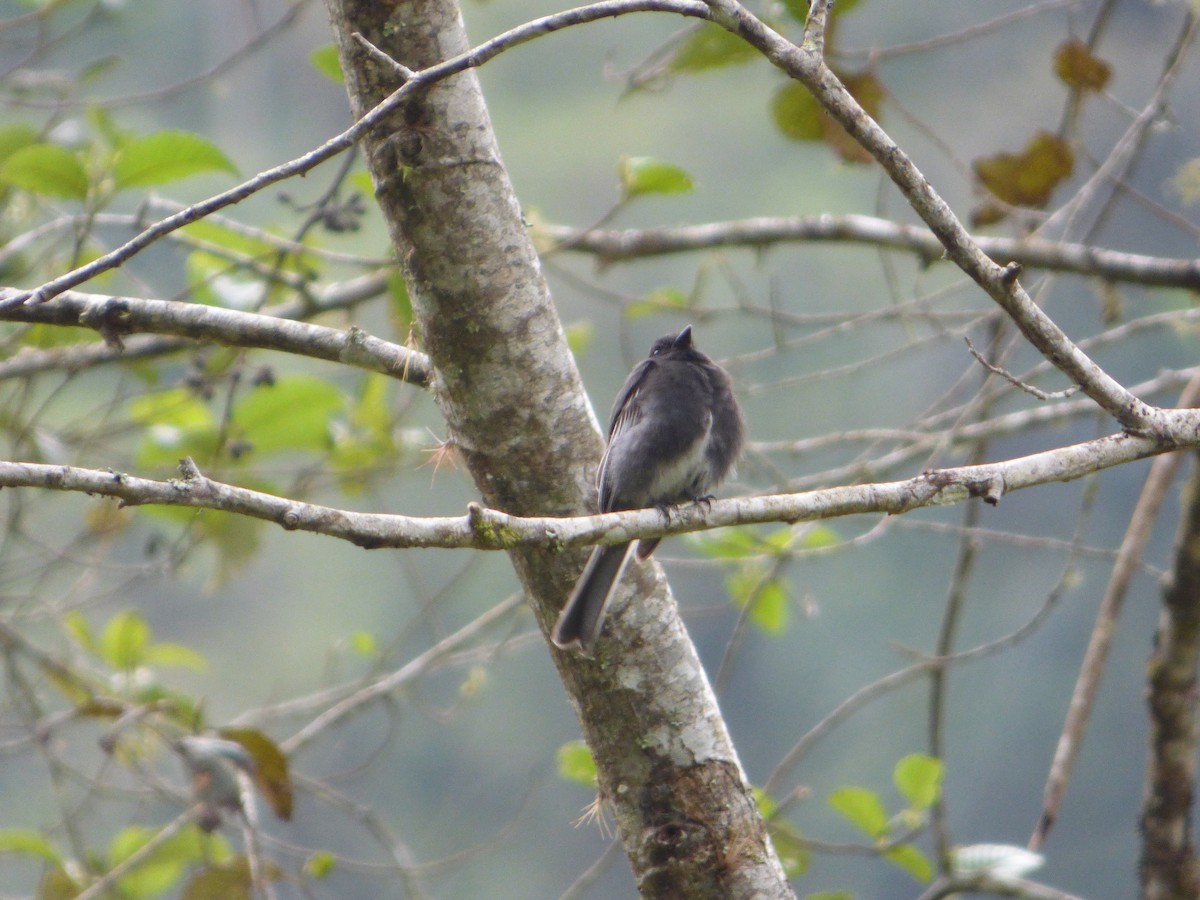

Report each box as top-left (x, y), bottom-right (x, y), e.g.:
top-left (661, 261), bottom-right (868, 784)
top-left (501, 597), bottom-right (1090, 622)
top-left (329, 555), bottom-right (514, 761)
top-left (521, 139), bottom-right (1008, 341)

top-left (595, 358), bottom-right (656, 507)
top-left (605, 357), bottom-right (655, 443)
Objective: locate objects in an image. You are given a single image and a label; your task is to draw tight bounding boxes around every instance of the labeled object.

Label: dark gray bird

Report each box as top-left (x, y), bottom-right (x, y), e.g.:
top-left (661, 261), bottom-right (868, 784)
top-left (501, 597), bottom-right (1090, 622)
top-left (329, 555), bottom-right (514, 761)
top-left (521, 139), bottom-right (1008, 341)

top-left (552, 325), bottom-right (744, 653)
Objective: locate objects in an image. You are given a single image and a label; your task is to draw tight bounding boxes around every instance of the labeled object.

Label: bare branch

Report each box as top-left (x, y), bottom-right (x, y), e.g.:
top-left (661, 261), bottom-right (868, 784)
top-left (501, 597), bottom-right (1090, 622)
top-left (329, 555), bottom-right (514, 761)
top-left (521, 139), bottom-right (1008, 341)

top-left (0, 288), bottom-right (431, 387)
top-left (280, 594), bottom-right (525, 754)
top-left (3, 421), bottom-right (1198, 551)
top-left (541, 215), bottom-right (1200, 290)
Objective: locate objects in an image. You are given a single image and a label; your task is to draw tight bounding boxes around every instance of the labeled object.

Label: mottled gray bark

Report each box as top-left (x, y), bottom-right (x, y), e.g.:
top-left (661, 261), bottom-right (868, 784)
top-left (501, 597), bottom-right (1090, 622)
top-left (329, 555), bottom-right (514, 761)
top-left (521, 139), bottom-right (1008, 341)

top-left (1142, 457), bottom-right (1200, 900)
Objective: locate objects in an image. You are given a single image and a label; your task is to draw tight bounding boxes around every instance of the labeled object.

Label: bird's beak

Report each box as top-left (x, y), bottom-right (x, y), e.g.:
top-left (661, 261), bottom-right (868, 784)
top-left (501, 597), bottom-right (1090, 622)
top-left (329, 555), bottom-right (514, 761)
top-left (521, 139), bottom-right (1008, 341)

top-left (674, 325), bottom-right (693, 349)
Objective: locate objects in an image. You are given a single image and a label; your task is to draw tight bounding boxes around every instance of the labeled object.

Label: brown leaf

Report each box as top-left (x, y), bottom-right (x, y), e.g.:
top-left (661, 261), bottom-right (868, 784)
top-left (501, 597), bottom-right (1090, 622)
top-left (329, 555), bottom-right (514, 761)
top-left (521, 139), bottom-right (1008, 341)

top-left (974, 131), bottom-right (1074, 208)
top-left (1172, 158), bottom-right (1200, 206)
top-left (218, 727), bottom-right (293, 821)
top-left (825, 70), bottom-right (883, 163)
top-left (181, 859), bottom-right (254, 900)
top-left (1054, 39), bottom-right (1112, 92)
top-left (770, 68), bottom-right (883, 165)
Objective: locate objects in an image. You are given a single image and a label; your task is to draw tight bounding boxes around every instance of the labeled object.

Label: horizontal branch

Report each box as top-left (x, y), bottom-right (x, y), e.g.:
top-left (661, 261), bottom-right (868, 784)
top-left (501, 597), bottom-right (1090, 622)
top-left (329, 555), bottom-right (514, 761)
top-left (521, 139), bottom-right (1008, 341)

top-left (0, 420), bottom-right (1191, 550)
top-left (544, 216), bottom-right (1200, 290)
top-left (0, 288), bottom-right (432, 388)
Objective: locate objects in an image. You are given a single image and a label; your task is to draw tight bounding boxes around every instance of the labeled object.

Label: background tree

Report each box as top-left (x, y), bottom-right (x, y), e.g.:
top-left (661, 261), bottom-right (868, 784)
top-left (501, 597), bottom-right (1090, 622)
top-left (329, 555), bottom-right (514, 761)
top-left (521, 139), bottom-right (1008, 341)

top-left (0, 1), bottom-right (1197, 898)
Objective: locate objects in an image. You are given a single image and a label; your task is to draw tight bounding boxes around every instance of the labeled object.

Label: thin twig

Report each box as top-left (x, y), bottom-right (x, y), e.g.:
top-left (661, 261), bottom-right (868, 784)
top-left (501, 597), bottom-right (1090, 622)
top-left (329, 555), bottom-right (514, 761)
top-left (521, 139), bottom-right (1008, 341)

top-left (964, 336), bottom-right (1079, 401)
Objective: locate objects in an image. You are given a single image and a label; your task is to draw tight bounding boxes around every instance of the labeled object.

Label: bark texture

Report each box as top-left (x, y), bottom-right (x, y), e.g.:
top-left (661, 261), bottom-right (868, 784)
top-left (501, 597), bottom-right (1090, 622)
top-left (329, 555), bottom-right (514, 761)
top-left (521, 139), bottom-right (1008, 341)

top-left (322, 1), bottom-right (792, 895)
top-left (1142, 456), bottom-right (1200, 900)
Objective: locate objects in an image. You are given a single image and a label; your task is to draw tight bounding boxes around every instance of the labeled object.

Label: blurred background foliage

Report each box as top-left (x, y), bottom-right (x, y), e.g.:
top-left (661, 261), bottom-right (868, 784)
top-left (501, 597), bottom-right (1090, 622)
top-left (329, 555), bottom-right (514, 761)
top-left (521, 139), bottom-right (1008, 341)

top-left (0, 0), bottom-right (1197, 897)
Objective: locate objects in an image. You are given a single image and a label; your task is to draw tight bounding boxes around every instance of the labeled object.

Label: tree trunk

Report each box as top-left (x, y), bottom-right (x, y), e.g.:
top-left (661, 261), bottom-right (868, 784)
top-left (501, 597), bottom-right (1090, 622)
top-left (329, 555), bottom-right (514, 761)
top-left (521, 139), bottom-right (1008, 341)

top-left (322, 0), bottom-right (793, 895)
top-left (1142, 456), bottom-right (1200, 900)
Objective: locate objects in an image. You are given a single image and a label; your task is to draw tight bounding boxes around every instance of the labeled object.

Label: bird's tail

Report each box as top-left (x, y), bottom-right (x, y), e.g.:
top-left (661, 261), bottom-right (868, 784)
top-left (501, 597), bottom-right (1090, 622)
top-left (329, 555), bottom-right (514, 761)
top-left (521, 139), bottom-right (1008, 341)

top-left (551, 543), bottom-right (633, 654)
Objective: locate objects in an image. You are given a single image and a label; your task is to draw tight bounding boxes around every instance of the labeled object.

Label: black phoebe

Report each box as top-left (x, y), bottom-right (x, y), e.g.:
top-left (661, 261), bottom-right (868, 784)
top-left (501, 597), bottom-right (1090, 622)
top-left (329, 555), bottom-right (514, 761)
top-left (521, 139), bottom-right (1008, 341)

top-left (552, 325), bottom-right (745, 653)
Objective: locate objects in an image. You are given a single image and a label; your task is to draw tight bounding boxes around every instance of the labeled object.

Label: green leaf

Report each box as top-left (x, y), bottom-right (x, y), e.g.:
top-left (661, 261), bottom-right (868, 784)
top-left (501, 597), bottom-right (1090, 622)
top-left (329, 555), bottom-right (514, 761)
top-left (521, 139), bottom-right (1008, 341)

top-left (748, 578), bottom-right (789, 634)
top-left (387, 271), bottom-right (412, 331)
top-left (694, 525), bottom-right (769, 559)
top-left (184, 225), bottom-right (310, 307)
top-left (350, 169), bottom-right (375, 197)
top-left (333, 375), bottom-right (400, 472)
top-left (886, 843), bottom-right (934, 883)
top-left (0, 829), bottom-right (60, 862)
top-left (113, 130), bottom-right (237, 189)
top-left (771, 82), bottom-right (823, 142)
top-left (348, 630), bottom-right (378, 656)
top-left (108, 825), bottom-right (210, 899)
top-left (780, 0), bottom-right (809, 23)
top-left (556, 740), bottom-right (598, 788)
top-left (755, 791), bottom-right (810, 878)
top-left (304, 851), bottom-right (336, 879)
top-left (799, 524), bottom-right (840, 550)
top-left (310, 44), bottom-right (344, 82)
top-left (618, 156), bottom-right (694, 199)
top-left (726, 564), bottom-right (761, 604)
top-left (143, 642), bottom-right (208, 671)
top-left (726, 563), bottom-right (791, 634)
top-left (64, 611), bottom-right (98, 654)
top-left (0, 124), bottom-right (40, 164)
top-left (199, 509), bottom-right (265, 586)
top-left (218, 727), bottom-right (293, 821)
top-left (181, 218), bottom-right (278, 260)
top-left (87, 106), bottom-right (132, 150)
top-left (829, 786), bottom-right (888, 837)
top-left (669, 23), bottom-right (757, 72)
top-left (804, 893), bottom-right (854, 900)
top-left (232, 376), bottom-right (344, 455)
top-left (894, 754), bottom-right (942, 810)
top-left (38, 865), bottom-right (81, 900)
top-left (769, 820), bottom-right (809, 878)
top-left (129, 388), bottom-right (219, 470)
top-left (184, 251), bottom-right (265, 308)
top-left (20, 323), bottom-right (100, 349)
top-left (130, 389), bottom-right (216, 431)
top-left (100, 610), bottom-right (151, 670)
top-left (349, 373), bottom-right (391, 437)
top-left (80, 56), bottom-right (122, 86)
top-left (626, 287), bottom-right (691, 320)
top-left (754, 788), bottom-right (779, 819)
top-left (565, 320), bottom-right (594, 356)
top-left (0, 144), bottom-right (89, 199)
